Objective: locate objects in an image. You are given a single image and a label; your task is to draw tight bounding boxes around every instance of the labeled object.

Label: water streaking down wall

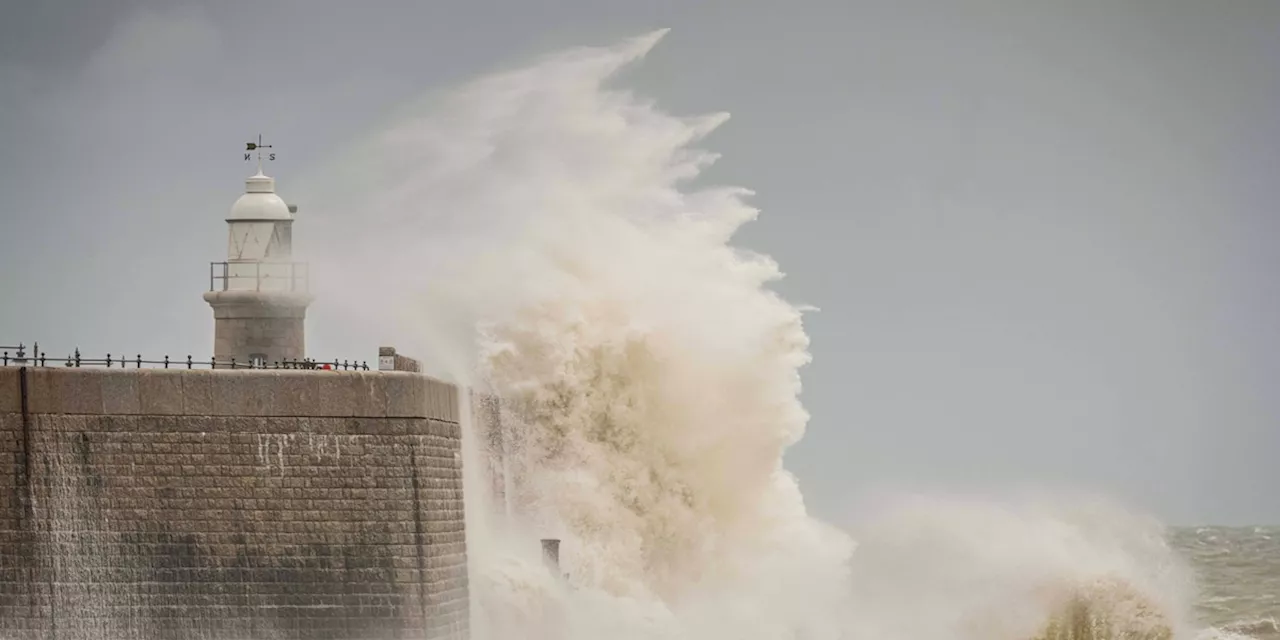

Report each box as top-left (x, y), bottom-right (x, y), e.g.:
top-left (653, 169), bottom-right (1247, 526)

top-left (0, 366), bottom-right (468, 640)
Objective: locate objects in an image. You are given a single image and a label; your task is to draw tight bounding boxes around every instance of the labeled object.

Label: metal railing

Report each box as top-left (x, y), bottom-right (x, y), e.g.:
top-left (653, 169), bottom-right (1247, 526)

top-left (2, 343), bottom-right (368, 371)
top-left (209, 261), bottom-right (309, 293)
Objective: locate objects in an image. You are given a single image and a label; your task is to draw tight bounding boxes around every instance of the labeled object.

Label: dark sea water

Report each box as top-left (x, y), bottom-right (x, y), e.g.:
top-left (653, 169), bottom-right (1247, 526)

top-left (1172, 526), bottom-right (1280, 639)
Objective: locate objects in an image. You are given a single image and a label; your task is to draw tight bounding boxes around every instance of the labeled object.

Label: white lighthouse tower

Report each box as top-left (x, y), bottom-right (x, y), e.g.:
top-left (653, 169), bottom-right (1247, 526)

top-left (203, 136), bottom-right (312, 367)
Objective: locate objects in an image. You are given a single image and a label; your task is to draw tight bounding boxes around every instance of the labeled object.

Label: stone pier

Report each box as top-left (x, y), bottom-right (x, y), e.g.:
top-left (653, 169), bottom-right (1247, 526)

top-left (0, 366), bottom-right (469, 640)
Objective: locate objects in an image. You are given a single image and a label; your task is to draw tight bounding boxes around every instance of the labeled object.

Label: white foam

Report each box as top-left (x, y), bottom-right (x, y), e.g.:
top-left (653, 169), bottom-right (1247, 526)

top-left (305, 30), bottom-right (1206, 640)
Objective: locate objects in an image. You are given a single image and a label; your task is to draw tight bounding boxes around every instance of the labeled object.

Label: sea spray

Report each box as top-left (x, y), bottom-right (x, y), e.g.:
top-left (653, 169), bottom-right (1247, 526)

top-left (302, 29), bottom-right (1209, 640)
top-left (839, 491), bottom-right (1196, 640)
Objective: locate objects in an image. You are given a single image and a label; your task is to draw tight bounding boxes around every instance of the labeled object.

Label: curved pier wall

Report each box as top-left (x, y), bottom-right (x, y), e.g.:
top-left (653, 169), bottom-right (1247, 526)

top-left (0, 366), bottom-right (468, 640)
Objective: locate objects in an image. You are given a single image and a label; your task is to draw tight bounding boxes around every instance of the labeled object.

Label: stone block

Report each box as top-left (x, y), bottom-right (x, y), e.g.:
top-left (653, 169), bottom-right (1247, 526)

top-left (210, 371), bottom-right (272, 416)
top-left (422, 378), bottom-right (460, 422)
top-left (223, 415), bottom-right (267, 433)
top-left (20, 368), bottom-right (54, 414)
top-left (313, 373), bottom-right (357, 418)
top-left (181, 371), bottom-right (214, 415)
top-left (262, 371), bottom-right (320, 417)
top-left (138, 370), bottom-right (185, 416)
top-left (0, 368), bottom-right (20, 414)
top-left (428, 420), bottom-right (460, 440)
top-left (303, 417), bottom-right (343, 436)
top-left (445, 385), bottom-right (459, 422)
top-left (351, 373), bottom-right (389, 418)
top-left (27, 368), bottom-right (103, 415)
top-left (425, 381), bottom-right (446, 421)
top-left (101, 371), bottom-right (141, 414)
top-left (383, 374), bottom-right (426, 419)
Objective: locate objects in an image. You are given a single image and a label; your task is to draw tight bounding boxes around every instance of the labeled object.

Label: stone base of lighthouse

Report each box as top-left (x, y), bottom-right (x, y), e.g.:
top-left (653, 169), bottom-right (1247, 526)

top-left (203, 290), bottom-right (313, 366)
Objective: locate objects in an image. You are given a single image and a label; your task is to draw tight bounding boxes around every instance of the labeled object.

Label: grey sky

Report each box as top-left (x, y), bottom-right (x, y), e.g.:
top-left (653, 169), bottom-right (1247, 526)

top-left (2, 0), bottom-right (1278, 526)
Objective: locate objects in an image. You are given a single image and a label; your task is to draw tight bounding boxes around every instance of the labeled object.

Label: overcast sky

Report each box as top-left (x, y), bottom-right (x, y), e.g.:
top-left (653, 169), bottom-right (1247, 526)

top-left (3, 0), bottom-right (1278, 526)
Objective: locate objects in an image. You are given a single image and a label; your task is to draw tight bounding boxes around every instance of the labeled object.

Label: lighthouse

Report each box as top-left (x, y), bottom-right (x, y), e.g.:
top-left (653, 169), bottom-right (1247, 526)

top-left (203, 137), bottom-right (313, 367)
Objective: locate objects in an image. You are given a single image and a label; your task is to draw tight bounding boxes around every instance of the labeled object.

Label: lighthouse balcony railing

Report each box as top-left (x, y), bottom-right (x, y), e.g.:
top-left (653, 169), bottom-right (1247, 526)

top-left (209, 261), bottom-right (309, 293)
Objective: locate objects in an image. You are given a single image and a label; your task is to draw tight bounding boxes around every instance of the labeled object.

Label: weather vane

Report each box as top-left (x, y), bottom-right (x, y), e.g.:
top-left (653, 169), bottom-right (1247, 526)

top-left (244, 134), bottom-right (276, 173)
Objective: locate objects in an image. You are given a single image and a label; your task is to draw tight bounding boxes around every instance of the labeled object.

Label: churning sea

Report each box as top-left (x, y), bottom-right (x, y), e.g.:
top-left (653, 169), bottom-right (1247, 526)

top-left (1174, 526), bottom-right (1280, 640)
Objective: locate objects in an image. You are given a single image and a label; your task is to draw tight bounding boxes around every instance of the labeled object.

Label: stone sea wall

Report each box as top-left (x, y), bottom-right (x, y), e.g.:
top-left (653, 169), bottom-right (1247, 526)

top-left (0, 367), bottom-right (468, 640)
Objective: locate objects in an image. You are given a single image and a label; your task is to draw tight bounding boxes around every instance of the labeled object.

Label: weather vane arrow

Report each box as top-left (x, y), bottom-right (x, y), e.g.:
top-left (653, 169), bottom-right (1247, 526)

top-left (243, 134), bottom-right (276, 173)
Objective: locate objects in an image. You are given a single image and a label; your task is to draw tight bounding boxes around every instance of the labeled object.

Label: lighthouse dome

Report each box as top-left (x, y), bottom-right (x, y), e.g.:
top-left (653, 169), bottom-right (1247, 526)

top-left (228, 172), bottom-right (292, 221)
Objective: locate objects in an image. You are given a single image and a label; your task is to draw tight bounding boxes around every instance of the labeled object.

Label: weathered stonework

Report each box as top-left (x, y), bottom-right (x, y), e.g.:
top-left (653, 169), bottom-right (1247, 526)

top-left (203, 290), bottom-right (312, 366)
top-left (0, 367), bottom-right (468, 640)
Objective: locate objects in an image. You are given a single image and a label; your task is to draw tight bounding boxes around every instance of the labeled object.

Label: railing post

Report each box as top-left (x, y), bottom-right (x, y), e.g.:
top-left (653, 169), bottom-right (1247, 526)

top-left (187, 355), bottom-right (193, 369)
top-left (106, 353), bottom-right (112, 368)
